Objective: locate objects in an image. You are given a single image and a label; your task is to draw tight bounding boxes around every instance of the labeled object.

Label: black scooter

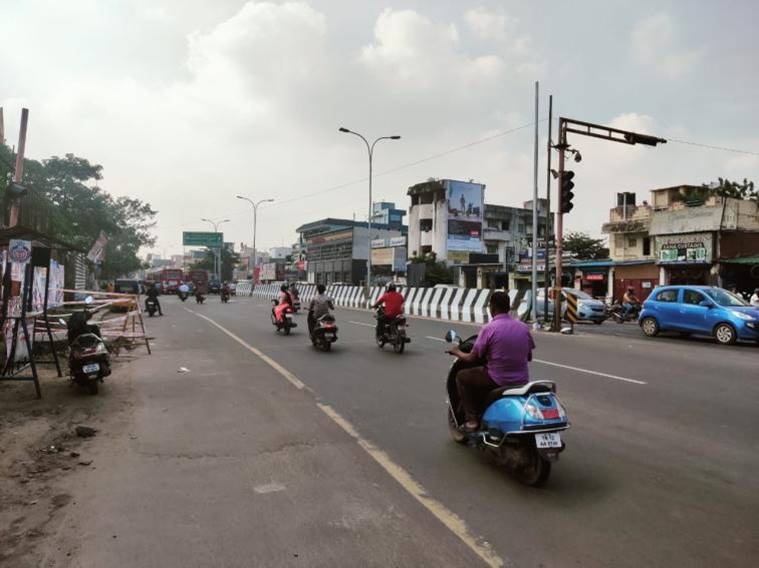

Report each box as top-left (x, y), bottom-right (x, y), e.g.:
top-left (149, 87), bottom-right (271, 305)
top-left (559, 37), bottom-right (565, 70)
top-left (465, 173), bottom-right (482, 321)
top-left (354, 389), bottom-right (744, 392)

top-left (62, 297), bottom-right (111, 395)
top-left (145, 297), bottom-right (159, 317)
top-left (271, 299), bottom-right (297, 335)
top-left (310, 313), bottom-right (338, 351)
top-left (375, 307), bottom-right (411, 353)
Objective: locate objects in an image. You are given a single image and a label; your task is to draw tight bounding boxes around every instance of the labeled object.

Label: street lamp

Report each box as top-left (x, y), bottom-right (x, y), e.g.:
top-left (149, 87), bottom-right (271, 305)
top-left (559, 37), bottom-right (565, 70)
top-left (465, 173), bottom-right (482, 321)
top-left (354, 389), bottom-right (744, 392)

top-left (201, 217), bottom-right (230, 281)
top-left (236, 195), bottom-right (275, 286)
top-left (338, 127), bottom-right (401, 293)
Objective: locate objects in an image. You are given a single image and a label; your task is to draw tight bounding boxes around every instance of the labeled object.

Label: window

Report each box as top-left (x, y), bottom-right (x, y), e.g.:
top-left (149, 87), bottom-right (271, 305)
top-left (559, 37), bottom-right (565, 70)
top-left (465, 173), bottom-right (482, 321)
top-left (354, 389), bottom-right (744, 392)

top-left (708, 288), bottom-right (748, 307)
top-left (501, 219), bottom-right (511, 231)
top-left (643, 237), bottom-right (651, 256)
top-left (486, 244), bottom-right (498, 254)
top-left (419, 219), bottom-right (432, 232)
top-left (655, 289), bottom-right (679, 303)
top-left (683, 290), bottom-right (705, 305)
top-left (628, 238), bottom-right (637, 247)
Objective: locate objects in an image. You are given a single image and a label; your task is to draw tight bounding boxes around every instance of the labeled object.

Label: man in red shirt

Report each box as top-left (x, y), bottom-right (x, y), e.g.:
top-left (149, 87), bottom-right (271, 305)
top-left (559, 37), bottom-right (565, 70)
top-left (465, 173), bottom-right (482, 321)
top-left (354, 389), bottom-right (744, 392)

top-left (372, 283), bottom-right (404, 339)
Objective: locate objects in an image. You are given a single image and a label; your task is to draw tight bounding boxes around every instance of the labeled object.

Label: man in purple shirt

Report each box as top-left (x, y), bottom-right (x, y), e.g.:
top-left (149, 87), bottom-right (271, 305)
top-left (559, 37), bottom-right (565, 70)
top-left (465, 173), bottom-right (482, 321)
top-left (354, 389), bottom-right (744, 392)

top-left (448, 291), bottom-right (535, 431)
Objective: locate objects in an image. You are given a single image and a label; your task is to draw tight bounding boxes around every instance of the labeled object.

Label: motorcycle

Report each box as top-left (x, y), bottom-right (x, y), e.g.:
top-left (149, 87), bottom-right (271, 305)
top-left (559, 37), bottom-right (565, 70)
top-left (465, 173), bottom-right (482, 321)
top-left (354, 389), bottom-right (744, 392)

top-left (443, 330), bottom-right (569, 486)
top-left (221, 288), bottom-right (230, 303)
top-left (375, 307), bottom-right (411, 353)
top-left (608, 301), bottom-right (641, 324)
top-left (271, 299), bottom-right (297, 335)
top-left (195, 292), bottom-right (205, 304)
top-left (310, 313), bottom-right (338, 351)
top-left (145, 297), bottom-right (159, 317)
top-left (178, 290), bottom-right (189, 302)
top-left (62, 297), bottom-right (112, 395)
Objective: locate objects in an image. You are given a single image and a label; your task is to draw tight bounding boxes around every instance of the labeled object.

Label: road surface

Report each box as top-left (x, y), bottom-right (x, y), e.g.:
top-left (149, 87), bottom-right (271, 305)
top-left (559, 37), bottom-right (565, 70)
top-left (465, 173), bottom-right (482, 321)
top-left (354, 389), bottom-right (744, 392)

top-left (47, 295), bottom-right (759, 567)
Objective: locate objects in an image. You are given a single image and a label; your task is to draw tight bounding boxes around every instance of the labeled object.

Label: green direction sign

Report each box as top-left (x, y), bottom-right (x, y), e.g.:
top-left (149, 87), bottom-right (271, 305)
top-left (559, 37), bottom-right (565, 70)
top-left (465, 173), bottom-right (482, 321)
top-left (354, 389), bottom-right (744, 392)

top-left (182, 231), bottom-right (223, 247)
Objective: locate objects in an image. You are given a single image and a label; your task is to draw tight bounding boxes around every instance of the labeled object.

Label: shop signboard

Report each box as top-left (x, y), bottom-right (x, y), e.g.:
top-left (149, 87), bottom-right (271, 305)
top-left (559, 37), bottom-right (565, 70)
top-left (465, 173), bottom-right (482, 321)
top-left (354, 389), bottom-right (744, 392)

top-left (517, 262), bottom-right (546, 273)
top-left (656, 232), bottom-right (713, 264)
top-left (371, 247), bottom-right (394, 266)
top-left (446, 180), bottom-right (484, 252)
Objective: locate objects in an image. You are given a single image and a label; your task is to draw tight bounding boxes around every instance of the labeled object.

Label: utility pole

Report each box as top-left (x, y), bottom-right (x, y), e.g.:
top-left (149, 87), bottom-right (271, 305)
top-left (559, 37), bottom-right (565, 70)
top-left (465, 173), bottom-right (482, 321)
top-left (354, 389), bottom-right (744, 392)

top-left (543, 95), bottom-right (553, 324)
top-left (201, 218), bottom-right (229, 282)
top-left (531, 82), bottom-right (539, 323)
top-left (552, 120), bottom-right (567, 331)
top-left (9, 108), bottom-right (29, 228)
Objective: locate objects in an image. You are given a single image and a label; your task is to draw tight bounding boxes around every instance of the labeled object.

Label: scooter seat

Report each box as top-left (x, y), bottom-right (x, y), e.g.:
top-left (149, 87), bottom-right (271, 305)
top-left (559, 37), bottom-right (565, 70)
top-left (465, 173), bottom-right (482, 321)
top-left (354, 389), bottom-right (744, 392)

top-left (502, 380), bottom-right (556, 396)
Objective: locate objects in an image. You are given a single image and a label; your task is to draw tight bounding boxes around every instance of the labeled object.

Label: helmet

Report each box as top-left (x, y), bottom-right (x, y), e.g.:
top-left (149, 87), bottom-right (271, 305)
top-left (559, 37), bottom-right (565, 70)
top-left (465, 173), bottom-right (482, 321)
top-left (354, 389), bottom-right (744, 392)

top-left (280, 284), bottom-right (288, 292)
top-left (387, 283), bottom-right (397, 292)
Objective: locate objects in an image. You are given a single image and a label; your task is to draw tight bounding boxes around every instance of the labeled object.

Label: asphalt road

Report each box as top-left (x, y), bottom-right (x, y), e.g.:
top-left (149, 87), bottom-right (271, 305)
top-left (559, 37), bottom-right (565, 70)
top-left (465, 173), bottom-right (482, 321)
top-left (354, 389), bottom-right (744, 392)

top-left (54, 295), bottom-right (759, 567)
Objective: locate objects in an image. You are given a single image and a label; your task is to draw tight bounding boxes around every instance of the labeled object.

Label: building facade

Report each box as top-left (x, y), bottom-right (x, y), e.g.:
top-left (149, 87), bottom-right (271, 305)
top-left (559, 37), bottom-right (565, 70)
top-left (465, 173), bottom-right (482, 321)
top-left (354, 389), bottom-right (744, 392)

top-left (370, 202), bottom-right (406, 230)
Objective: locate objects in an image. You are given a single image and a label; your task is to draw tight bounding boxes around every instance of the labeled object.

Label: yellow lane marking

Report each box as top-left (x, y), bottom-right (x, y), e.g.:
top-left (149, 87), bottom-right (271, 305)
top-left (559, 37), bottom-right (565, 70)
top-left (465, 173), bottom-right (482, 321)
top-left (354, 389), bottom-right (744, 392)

top-left (186, 308), bottom-right (505, 567)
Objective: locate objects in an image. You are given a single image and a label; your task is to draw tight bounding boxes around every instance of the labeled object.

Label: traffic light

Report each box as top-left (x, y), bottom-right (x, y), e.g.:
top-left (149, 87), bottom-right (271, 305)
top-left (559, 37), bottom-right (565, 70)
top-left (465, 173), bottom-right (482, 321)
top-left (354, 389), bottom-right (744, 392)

top-left (560, 170), bottom-right (575, 213)
top-left (5, 182), bottom-right (27, 198)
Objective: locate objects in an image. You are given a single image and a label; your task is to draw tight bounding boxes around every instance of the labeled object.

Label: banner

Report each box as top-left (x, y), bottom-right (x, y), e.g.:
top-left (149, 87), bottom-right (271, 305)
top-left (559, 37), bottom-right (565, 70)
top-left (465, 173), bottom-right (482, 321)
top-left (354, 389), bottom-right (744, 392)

top-left (87, 231), bottom-right (108, 263)
top-left (446, 180), bottom-right (484, 253)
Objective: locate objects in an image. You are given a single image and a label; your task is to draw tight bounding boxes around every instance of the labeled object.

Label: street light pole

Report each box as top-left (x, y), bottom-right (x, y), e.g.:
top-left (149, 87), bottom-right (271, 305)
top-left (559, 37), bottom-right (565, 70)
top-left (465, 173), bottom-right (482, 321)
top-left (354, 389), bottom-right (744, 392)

top-left (339, 127), bottom-right (400, 296)
top-left (201, 218), bottom-right (230, 281)
top-left (236, 196), bottom-right (274, 286)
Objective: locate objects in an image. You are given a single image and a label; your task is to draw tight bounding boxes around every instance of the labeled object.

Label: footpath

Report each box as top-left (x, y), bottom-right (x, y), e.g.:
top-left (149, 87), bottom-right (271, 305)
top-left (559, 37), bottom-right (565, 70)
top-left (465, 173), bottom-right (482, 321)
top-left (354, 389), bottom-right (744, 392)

top-left (30, 303), bottom-right (487, 567)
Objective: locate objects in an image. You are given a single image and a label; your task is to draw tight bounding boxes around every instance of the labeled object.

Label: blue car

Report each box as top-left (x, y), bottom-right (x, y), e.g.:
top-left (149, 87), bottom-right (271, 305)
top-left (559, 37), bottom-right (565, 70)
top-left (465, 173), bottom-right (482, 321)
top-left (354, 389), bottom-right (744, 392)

top-left (639, 285), bottom-right (759, 345)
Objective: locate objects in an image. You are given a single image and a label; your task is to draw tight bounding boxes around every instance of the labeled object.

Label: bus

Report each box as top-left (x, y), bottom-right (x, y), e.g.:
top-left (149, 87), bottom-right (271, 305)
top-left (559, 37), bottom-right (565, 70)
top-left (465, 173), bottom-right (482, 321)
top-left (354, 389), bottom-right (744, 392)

top-left (155, 268), bottom-right (185, 294)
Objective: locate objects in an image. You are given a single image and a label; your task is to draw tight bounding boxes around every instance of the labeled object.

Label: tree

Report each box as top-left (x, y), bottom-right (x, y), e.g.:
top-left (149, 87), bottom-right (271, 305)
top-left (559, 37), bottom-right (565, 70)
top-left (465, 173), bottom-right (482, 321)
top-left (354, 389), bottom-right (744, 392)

top-left (1, 148), bottom-right (157, 278)
top-left (563, 232), bottom-right (609, 260)
top-left (408, 252), bottom-right (454, 286)
top-left (702, 178), bottom-right (757, 202)
top-left (191, 247), bottom-right (240, 281)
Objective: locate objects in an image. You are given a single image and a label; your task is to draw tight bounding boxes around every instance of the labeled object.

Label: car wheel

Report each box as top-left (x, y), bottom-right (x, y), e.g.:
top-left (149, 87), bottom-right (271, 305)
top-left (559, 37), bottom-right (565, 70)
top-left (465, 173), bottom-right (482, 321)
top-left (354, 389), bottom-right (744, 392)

top-left (641, 317), bottom-right (659, 337)
top-left (593, 320), bottom-right (603, 325)
top-left (714, 323), bottom-right (737, 345)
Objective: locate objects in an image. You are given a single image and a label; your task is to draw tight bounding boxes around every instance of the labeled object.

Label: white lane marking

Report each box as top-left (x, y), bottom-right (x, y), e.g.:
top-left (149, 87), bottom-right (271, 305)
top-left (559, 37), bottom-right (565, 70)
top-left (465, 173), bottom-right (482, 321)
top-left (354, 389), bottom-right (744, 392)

top-left (425, 336), bottom-right (446, 342)
top-left (186, 308), bottom-right (504, 567)
top-left (533, 359), bottom-right (647, 385)
top-left (253, 483), bottom-right (286, 494)
top-left (185, 308), bottom-right (309, 391)
top-left (348, 320), bottom-right (375, 328)
top-left (318, 402), bottom-right (504, 568)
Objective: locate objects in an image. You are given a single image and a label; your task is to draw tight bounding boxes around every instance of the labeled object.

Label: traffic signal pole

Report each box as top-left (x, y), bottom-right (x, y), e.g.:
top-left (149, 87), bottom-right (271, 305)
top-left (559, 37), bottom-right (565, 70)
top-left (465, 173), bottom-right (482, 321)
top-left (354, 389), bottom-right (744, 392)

top-left (552, 118), bottom-right (567, 332)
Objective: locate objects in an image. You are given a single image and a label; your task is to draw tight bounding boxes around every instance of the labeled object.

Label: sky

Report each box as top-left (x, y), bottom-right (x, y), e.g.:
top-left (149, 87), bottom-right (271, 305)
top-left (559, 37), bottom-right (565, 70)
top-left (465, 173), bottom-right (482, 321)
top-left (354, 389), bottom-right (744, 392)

top-left (2, 0), bottom-right (758, 256)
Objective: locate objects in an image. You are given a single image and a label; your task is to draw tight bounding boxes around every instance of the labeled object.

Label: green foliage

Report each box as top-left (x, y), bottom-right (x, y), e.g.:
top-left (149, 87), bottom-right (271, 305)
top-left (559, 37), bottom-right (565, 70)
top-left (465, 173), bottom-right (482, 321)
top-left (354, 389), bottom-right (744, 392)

top-left (702, 178), bottom-right (757, 202)
top-left (1, 146), bottom-right (156, 278)
top-left (191, 247), bottom-right (240, 281)
top-left (563, 231), bottom-right (609, 260)
top-left (409, 252), bottom-right (453, 286)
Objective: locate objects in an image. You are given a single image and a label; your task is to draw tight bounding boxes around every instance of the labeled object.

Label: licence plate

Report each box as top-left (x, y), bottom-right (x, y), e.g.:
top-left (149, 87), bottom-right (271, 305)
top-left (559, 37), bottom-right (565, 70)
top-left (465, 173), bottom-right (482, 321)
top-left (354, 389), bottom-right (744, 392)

top-left (535, 432), bottom-right (562, 448)
top-left (324, 333), bottom-right (335, 340)
top-left (83, 363), bottom-right (100, 374)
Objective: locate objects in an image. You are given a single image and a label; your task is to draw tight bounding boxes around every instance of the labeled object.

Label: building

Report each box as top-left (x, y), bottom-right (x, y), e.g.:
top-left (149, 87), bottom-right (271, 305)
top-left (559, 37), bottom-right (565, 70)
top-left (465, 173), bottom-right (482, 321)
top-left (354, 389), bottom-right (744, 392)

top-left (370, 202), bottom-right (406, 230)
top-left (596, 185), bottom-right (759, 300)
top-left (269, 246), bottom-right (292, 260)
top-left (407, 178), bottom-right (552, 289)
top-left (371, 236), bottom-right (407, 281)
top-left (296, 218), bottom-right (406, 285)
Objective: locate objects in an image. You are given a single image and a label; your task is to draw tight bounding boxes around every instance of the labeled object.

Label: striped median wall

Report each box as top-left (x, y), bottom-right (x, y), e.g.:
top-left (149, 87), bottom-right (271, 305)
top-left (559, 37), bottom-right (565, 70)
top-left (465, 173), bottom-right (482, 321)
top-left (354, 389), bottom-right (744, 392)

top-left (238, 282), bottom-right (533, 324)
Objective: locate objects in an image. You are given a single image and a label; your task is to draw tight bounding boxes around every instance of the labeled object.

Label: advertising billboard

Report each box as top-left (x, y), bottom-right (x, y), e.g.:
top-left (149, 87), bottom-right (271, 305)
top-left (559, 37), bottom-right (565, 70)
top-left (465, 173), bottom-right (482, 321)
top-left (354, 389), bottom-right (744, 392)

top-left (446, 180), bottom-right (484, 253)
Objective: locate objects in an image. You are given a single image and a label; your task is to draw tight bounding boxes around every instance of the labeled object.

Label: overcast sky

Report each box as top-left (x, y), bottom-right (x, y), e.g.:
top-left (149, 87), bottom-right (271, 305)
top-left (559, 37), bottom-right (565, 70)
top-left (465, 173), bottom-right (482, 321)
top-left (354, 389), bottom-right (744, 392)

top-left (2, 0), bottom-right (758, 256)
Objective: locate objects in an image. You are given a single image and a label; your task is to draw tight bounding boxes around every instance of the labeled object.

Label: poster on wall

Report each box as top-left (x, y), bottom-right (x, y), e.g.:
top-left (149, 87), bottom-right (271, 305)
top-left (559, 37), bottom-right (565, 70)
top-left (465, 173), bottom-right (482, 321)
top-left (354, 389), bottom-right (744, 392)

top-left (48, 261), bottom-right (65, 307)
top-left (656, 233), bottom-right (712, 264)
top-left (446, 180), bottom-right (484, 253)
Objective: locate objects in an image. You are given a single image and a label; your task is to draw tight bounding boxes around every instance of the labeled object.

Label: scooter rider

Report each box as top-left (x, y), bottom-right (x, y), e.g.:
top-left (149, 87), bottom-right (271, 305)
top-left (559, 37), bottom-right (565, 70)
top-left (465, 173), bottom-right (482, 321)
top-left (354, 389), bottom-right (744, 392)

top-left (178, 282), bottom-right (189, 300)
top-left (307, 284), bottom-right (334, 335)
top-left (448, 292), bottom-right (534, 432)
top-left (145, 283), bottom-right (163, 316)
top-left (371, 283), bottom-right (404, 339)
top-left (274, 284), bottom-right (293, 323)
top-left (622, 287), bottom-right (640, 319)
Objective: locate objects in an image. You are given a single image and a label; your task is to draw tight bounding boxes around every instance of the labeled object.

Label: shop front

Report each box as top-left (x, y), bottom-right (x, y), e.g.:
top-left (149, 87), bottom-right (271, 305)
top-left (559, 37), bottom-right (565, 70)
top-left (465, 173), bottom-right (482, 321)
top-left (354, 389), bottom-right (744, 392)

top-left (655, 232), bottom-right (716, 287)
top-left (612, 261), bottom-right (659, 302)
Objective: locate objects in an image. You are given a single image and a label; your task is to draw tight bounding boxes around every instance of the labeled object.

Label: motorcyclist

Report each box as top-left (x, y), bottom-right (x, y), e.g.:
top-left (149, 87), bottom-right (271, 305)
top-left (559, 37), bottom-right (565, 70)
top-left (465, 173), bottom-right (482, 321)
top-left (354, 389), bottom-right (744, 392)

top-left (274, 284), bottom-right (293, 323)
top-left (750, 287), bottom-right (759, 307)
top-left (221, 281), bottom-right (230, 301)
top-left (622, 287), bottom-right (640, 319)
top-left (371, 283), bottom-right (404, 339)
top-left (448, 292), bottom-right (534, 432)
top-left (307, 284), bottom-right (334, 335)
top-left (145, 283), bottom-right (163, 316)
top-left (289, 282), bottom-right (300, 301)
top-left (178, 282), bottom-right (189, 300)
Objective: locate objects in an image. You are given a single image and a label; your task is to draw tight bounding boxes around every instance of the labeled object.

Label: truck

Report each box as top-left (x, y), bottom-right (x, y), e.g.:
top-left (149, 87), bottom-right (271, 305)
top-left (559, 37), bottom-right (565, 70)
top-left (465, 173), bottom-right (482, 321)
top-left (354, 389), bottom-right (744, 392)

top-left (188, 269), bottom-right (209, 295)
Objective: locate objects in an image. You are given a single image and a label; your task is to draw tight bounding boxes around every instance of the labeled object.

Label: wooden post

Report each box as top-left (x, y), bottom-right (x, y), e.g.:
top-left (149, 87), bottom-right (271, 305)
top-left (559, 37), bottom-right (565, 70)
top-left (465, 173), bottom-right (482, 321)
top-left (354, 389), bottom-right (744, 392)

top-left (9, 108), bottom-right (29, 228)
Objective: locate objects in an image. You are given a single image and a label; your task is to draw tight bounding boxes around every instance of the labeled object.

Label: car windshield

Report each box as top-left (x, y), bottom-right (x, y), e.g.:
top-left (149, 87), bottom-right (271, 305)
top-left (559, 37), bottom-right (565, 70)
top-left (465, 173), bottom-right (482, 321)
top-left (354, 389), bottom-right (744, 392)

top-left (707, 288), bottom-right (748, 307)
top-left (565, 289), bottom-right (592, 300)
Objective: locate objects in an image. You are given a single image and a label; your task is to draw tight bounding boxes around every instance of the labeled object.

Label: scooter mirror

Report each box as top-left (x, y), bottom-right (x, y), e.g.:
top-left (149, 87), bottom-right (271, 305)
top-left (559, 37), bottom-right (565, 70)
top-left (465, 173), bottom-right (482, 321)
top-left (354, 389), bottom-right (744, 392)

top-left (444, 329), bottom-right (457, 343)
top-left (84, 295), bottom-right (94, 305)
top-left (58, 318), bottom-right (67, 326)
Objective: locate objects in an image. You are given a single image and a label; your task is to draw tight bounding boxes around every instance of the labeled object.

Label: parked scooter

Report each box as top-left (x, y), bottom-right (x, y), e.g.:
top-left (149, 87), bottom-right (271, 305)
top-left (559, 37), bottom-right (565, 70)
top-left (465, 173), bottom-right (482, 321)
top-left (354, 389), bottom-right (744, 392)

top-left (375, 306), bottom-right (410, 353)
top-left (608, 301), bottom-right (641, 324)
top-left (62, 297), bottom-right (111, 395)
top-left (310, 314), bottom-right (338, 351)
top-left (145, 297), bottom-right (159, 317)
top-left (443, 330), bottom-right (569, 486)
top-left (271, 299), bottom-right (297, 335)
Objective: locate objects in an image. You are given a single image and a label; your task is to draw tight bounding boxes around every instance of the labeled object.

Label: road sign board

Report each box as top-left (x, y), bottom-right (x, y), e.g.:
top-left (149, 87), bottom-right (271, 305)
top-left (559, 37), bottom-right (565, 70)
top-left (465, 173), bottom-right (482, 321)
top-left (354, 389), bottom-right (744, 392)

top-left (182, 232), bottom-right (223, 247)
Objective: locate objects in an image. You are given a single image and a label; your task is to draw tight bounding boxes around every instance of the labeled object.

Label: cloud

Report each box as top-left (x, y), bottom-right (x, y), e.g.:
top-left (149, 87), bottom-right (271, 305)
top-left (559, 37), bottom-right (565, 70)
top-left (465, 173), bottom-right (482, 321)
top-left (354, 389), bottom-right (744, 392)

top-left (630, 13), bottom-right (700, 77)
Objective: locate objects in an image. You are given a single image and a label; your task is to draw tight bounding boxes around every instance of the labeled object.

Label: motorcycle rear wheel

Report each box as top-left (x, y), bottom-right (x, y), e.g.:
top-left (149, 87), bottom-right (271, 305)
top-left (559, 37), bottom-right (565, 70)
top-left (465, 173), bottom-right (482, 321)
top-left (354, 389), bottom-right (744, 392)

top-left (393, 335), bottom-right (405, 354)
top-left (514, 446), bottom-right (551, 486)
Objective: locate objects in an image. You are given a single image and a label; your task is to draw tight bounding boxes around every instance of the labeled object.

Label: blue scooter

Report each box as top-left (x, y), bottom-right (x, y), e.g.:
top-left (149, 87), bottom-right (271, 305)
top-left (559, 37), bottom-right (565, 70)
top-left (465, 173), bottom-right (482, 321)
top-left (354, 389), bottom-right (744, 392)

top-left (444, 330), bottom-right (569, 486)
